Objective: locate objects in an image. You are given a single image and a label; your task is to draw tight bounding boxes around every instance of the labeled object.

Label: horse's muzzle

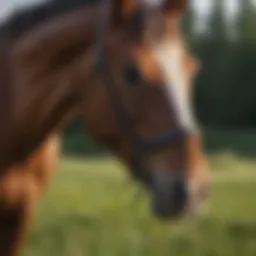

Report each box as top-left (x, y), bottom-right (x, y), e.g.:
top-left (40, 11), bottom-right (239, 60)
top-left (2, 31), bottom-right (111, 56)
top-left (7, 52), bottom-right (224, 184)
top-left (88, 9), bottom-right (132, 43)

top-left (150, 171), bottom-right (187, 218)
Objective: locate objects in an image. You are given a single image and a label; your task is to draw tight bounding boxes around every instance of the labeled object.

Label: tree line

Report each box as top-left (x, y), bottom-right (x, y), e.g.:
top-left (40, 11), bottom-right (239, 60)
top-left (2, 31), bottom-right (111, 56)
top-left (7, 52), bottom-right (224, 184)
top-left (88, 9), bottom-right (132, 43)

top-left (189, 0), bottom-right (256, 127)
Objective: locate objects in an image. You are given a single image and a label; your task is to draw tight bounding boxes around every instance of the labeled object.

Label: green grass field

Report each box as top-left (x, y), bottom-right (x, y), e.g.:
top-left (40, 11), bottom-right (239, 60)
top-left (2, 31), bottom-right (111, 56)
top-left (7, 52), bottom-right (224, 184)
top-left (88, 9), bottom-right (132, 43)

top-left (25, 153), bottom-right (256, 256)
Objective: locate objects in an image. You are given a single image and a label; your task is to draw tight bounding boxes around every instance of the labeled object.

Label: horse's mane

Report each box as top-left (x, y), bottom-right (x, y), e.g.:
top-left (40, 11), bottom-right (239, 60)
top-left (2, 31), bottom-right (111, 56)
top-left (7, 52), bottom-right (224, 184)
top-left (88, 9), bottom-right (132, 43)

top-left (0, 0), bottom-right (98, 38)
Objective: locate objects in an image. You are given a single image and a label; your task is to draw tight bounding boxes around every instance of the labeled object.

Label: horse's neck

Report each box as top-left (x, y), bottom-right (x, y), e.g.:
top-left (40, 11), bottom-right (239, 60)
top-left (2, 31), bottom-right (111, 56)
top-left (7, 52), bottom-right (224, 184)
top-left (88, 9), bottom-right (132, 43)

top-left (0, 39), bottom-right (18, 142)
top-left (9, 5), bottom-right (99, 163)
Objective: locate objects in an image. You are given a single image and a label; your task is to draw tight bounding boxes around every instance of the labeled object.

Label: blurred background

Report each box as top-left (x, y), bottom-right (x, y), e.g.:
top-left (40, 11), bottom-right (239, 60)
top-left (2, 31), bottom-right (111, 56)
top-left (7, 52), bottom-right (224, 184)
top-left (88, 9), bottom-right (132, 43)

top-left (3, 0), bottom-right (256, 256)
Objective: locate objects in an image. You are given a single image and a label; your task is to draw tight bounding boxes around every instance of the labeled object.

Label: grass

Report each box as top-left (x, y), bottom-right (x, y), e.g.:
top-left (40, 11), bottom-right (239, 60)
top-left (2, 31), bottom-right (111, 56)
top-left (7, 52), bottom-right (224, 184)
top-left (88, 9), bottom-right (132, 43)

top-left (25, 153), bottom-right (256, 256)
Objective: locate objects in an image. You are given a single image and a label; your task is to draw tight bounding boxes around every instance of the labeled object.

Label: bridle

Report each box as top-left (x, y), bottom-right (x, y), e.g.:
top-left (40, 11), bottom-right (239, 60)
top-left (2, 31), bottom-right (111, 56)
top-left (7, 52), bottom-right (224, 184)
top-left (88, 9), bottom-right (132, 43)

top-left (95, 0), bottom-right (192, 181)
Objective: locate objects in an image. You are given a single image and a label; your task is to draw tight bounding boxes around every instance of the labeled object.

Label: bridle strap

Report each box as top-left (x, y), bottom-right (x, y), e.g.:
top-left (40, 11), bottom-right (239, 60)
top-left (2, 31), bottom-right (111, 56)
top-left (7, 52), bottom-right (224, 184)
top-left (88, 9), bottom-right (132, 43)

top-left (95, 0), bottom-right (142, 143)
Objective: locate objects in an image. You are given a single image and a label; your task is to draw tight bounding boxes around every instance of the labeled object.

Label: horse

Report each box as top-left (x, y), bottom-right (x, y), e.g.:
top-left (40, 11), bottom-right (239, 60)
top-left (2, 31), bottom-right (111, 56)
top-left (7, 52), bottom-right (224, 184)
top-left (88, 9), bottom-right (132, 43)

top-left (0, 0), bottom-right (210, 255)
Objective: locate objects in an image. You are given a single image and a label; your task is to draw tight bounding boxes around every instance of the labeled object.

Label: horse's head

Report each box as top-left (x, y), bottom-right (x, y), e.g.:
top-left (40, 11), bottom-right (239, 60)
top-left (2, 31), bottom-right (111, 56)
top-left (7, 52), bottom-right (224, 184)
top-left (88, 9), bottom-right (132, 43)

top-left (83, 0), bottom-right (210, 219)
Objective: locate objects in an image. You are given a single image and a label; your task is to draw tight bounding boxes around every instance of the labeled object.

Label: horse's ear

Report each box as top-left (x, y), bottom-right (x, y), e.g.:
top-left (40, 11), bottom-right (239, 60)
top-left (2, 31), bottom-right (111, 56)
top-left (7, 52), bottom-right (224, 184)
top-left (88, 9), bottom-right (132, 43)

top-left (163, 0), bottom-right (188, 16)
top-left (111, 0), bottom-right (136, 26)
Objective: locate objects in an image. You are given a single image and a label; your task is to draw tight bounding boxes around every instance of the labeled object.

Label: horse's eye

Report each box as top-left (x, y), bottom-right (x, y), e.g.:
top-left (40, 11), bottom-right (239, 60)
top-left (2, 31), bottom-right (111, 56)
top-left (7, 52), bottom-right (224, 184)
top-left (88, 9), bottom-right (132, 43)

top-left (124, 66), bottom-right (141, 84)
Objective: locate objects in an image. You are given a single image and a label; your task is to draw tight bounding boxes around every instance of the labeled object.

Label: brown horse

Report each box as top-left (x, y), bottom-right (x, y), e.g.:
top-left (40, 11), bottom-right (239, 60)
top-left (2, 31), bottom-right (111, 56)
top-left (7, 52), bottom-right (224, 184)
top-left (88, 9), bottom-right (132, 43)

top-left (0, 0), bottom-right (210, 255)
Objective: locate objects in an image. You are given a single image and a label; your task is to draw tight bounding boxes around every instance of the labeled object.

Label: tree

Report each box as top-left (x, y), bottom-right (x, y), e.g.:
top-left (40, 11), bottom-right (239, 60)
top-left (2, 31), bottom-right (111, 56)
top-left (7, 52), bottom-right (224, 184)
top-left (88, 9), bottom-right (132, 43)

top-left (236, 0), bottom-right (256, 44)
top-left (195, 0), bottom-right (231, 126)
top-left (227, 0), bottom-right (256, 126)
top-left (182, 1), bottom-right (197, 43)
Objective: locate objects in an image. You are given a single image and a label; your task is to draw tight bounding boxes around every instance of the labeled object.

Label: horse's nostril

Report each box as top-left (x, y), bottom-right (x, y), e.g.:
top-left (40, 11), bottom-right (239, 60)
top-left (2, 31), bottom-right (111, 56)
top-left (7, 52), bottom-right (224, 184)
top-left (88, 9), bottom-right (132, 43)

top-left (172, 179), bottom-right (187, 213)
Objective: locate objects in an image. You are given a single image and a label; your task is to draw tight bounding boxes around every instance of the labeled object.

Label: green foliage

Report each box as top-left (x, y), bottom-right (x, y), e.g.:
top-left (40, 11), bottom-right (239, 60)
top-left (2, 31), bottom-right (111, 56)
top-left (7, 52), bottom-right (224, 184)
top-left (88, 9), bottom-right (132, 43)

top-left (203, 128), bottom-right (256, 156)
top-left (237, 0), bottom-right (256, 43)
top-left (181, 2), bottom-right (197, 43)
top-left (63, 119), bottom-right (109, 156)
top-left (195, 0), bottom-right (256, 127)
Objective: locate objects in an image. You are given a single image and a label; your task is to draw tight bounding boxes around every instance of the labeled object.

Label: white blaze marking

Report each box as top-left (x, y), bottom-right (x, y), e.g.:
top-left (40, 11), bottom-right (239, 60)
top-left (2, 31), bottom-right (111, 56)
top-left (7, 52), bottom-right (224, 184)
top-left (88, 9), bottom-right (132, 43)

top-left (152, 39), bottom-right (198, 132)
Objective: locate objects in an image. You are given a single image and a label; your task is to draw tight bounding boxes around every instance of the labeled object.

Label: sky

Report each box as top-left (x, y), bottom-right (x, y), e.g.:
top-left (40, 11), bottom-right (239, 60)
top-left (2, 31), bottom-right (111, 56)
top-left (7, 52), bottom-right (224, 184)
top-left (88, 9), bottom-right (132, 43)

top-left (194, 0), bottom-right (238, 15)
top-left (195, 0), bottom-right (255, 16)
top-left (192, 0), bottom-right (239, 31)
